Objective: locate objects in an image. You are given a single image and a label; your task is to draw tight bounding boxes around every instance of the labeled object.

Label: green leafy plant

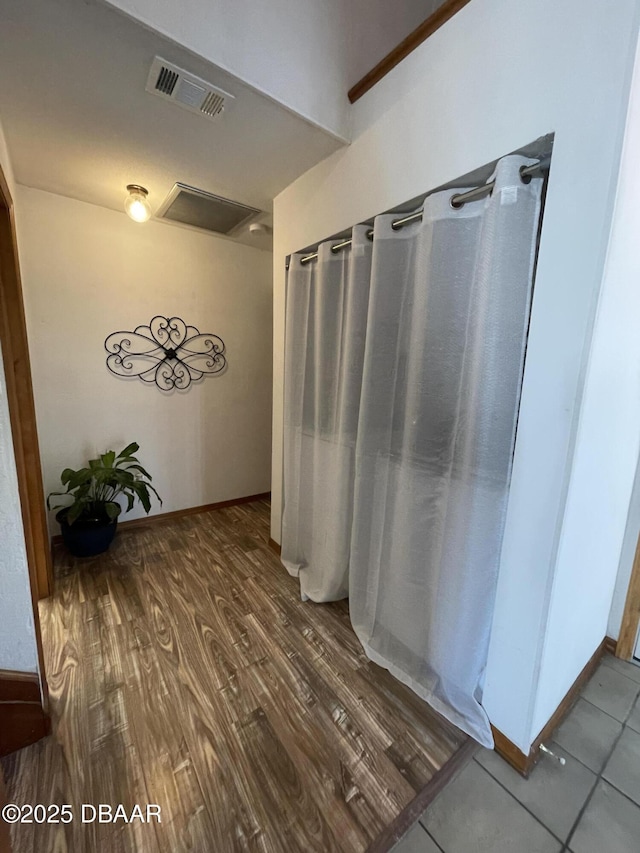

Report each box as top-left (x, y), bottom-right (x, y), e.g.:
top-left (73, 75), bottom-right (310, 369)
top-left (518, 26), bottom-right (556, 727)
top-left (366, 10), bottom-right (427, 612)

top-left (47, 442), bottom-right (161, 525)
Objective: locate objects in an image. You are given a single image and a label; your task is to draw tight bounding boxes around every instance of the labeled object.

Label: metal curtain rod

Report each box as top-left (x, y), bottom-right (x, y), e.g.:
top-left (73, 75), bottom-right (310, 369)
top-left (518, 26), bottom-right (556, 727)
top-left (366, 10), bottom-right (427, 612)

top-left (297, 157), bottom-right (550, 266)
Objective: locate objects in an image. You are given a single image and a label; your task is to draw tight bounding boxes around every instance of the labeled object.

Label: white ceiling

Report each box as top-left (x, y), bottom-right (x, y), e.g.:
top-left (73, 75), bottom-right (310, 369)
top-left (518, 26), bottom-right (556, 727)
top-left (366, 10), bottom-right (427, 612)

top-left (0, 0), bottom-right (348, 249)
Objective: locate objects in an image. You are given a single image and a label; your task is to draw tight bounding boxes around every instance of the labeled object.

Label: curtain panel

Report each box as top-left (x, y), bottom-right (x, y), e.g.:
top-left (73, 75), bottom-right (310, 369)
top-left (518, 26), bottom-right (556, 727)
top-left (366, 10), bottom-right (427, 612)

top-left (281, 156), bottom-right (543, 746)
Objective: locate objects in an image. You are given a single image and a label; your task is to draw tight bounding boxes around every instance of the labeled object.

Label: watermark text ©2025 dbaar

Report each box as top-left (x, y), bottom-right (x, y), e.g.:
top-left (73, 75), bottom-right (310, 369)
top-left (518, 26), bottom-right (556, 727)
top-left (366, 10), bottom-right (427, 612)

top-left (1, 803), bottom-right (161, 824)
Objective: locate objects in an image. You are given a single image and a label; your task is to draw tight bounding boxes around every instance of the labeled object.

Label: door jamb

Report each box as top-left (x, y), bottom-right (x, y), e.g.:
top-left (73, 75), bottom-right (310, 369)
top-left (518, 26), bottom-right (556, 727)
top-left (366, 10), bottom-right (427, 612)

top-left (617, 530), bottom-right (640, 660)
top-left (0, 162), bottom-right (51, 707)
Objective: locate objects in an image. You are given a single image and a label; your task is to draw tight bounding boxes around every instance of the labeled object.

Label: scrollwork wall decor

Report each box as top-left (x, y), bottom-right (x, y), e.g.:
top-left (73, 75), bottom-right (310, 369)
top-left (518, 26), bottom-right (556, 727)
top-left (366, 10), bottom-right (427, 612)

top-left (105, 316), bottom-right (226, 391)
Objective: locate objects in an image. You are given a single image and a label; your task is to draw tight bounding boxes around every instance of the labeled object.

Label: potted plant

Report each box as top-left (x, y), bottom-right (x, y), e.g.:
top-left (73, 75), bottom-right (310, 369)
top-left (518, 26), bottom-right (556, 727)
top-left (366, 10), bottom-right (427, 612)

top-left (47, 442), bottom-right (161, 558)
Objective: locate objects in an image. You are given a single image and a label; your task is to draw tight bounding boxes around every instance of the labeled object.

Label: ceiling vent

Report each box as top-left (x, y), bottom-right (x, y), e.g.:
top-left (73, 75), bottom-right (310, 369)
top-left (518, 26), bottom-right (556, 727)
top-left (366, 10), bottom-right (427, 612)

top-left (156, 184), bottom-right (260, 235)
top-left (145, 57), bottom-right (234, 120)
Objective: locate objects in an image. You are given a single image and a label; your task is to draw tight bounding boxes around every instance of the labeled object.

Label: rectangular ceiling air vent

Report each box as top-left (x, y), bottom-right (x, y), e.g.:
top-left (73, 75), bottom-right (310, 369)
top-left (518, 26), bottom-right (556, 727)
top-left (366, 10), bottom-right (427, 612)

top-left (145, 57), bottom-right (233, 121)
top-left (157, 184), bottom-right (260, 235)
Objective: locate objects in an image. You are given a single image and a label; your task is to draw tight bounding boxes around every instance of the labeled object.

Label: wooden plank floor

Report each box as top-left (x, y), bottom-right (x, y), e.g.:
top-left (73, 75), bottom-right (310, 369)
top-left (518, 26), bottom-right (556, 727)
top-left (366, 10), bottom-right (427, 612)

top-left (2, 500), bottom-right (468, 852)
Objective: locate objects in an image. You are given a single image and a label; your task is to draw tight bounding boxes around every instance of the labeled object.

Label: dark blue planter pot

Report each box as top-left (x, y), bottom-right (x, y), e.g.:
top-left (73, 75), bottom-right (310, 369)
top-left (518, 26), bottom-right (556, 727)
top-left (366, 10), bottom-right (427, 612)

top-left (56, 510), bottom-right (118, 558)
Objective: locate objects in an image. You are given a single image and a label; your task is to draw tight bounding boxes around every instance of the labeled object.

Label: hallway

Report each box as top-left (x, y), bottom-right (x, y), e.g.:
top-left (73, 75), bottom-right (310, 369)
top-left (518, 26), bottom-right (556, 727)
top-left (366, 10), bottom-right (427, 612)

top-left (1, 500), bottom-right (468, 853)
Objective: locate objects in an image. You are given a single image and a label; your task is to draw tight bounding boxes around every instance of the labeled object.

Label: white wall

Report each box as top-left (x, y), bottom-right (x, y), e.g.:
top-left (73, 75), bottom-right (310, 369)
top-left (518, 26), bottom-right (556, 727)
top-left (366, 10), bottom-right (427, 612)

top-left (0, 118), bottom-right (38, 672)
top-left (531, 34), bottom-right (640, 732)
top-left (590, 36), bottom-right (640, 649)
top-left (271, 0), bottom-right (640, 753)
top-left (17, 186), bottom-right (272, 529)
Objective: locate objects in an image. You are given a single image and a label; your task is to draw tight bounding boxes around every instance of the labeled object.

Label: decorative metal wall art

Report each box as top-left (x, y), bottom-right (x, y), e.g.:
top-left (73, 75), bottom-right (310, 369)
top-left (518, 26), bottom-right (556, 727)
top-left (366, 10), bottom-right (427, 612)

top-left (105, 315), bottom-right (226, 391)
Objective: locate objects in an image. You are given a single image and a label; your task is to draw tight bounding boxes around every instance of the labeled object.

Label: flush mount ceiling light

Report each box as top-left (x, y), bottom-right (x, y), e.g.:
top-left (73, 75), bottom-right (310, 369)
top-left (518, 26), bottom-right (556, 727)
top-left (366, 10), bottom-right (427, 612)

top-left (125, 184), bottom-right (151, 223)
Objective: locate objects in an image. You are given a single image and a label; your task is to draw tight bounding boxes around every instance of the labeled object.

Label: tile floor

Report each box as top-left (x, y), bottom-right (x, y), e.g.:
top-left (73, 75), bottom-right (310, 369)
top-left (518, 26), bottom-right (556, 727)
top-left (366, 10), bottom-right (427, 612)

top-left (394, 653), bottom-right (640, 853)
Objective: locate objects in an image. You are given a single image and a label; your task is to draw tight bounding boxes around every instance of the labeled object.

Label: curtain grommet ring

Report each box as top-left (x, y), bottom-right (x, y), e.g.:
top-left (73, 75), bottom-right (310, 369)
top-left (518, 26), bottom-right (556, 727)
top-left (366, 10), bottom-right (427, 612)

top-left (519, 165), bottom-right (533, 185)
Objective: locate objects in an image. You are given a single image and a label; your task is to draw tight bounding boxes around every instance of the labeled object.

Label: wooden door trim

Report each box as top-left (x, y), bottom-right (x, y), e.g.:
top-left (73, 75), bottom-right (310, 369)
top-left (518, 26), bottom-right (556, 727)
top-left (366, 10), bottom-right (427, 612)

top-left (0, 166), bottom-right (52, 601)
top-left (617, 529), bottom-right (640, 659)
top-left (0, 669), bottom-right (50, 757)
top-left (0, 161), bottom-right (50, 711)
top-left (0, 669), bottom-right (41, 703)
top-left (348, 0), bottom-right (474, 104)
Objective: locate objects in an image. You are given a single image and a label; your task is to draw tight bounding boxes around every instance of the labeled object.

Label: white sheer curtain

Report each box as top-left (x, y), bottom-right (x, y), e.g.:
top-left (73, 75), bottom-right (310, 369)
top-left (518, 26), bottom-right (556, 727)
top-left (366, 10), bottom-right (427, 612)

top-left (281, 155), bottom-right (543, 745)
top-left (282, 225), bottom-right (372, 601)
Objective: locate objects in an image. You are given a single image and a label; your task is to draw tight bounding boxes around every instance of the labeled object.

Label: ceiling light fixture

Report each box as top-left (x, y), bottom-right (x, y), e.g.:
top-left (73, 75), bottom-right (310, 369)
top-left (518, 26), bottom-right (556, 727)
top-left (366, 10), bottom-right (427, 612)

top-left (124, 184), bottom-right (151, 223)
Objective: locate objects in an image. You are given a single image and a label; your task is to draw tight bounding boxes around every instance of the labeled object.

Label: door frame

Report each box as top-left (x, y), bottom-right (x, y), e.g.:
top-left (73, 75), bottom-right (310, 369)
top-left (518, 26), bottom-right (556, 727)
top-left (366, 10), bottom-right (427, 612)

top-left (0, 161), bottom-right (51, 705)
top-left (617, 530), bottom-right (640, 660)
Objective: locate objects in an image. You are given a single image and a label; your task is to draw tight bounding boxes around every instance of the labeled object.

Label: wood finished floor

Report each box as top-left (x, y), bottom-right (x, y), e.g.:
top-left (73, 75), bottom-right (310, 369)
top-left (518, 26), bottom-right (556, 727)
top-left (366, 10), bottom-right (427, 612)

top-left (2, 500), bottom-right (467, 853)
